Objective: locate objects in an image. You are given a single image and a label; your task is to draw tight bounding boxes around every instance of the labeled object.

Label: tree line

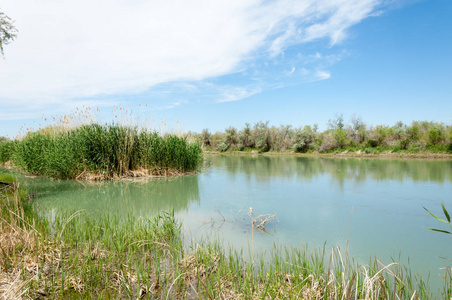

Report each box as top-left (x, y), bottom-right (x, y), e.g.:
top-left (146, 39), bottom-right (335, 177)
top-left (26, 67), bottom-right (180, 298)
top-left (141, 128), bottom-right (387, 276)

top-left (189, 115), bottom-right (452, 154)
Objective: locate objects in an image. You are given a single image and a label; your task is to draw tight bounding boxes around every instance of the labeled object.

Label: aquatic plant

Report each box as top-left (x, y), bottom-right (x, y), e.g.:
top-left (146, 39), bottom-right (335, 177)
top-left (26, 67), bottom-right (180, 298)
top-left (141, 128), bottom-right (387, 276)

top-left (10, 123), bottom-right (202, 179)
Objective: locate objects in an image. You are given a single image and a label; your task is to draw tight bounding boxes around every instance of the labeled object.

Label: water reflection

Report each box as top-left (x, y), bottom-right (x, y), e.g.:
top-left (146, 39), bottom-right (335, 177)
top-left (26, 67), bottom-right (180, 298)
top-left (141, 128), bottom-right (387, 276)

top-left (27, 175), bottom-right (200, 215)
top-left (207, 154), bottom-right (452, 185)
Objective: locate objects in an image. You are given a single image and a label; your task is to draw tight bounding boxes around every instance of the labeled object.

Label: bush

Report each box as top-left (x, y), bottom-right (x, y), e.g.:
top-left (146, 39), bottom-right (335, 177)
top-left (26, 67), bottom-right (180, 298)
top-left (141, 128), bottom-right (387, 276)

top-left (448, 131), bottom-right (452, 152)
top-left (193, 117), bottom-right (452, 155)
top-left (218, 142), bottom-right (229, 152)
top-left (350, 115), bottom-right (366, 143)
top-left (364, 147), bottom-right (378, 154)
top-left (367, 125), bottom-right (389, 147)
top-left (428, 128), bottom-right (444, 145)
top-left (292, 126), bottom-right (314, 153)
top-left (333, 129), bottom-right (347, 147)
top-left (252, 121), bottom-right (271, 152)
top-left (222, 127), bottom-right (238, 151)
top-left (238, 123), bottom-right (254, 150)
top-left (200, 129), bottom-right (211, 148)
top-left (319, 132), bottom-right (338, 152)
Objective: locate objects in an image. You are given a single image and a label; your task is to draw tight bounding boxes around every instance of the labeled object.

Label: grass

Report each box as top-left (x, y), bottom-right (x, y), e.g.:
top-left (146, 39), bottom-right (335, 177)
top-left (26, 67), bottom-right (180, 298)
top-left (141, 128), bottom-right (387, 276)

top-left (0, 173), bottom-right (17, 184)
top-left (1, 180), bottom-right (451, 299)
top-left (8, 123), bottom-right (203, 180)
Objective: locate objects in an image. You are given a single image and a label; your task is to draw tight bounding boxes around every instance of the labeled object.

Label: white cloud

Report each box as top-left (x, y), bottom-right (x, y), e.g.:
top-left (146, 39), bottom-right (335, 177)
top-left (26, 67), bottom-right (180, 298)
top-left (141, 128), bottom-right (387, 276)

top-left (314, 70), bottom-right (332, 81)
top-left (0, 0), bottom-right (382, 119)
top-left (217, 86), bottom-right (263, 103)
top-left (152, 101), bottom-right (184, 111)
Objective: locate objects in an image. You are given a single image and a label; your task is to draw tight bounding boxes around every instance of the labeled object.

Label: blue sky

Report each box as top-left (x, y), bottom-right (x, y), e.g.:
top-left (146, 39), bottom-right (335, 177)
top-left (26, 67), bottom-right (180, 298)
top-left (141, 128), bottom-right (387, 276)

top-left (0, 0), bottom-right (451, 137)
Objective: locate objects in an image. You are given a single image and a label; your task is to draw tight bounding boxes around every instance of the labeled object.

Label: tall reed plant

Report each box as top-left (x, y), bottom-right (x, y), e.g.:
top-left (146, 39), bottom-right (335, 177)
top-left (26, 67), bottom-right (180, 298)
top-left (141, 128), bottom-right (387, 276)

top-left (12, 123), bottom-right (202, 179)
top-left (0, 140), bottom-right (16, 163)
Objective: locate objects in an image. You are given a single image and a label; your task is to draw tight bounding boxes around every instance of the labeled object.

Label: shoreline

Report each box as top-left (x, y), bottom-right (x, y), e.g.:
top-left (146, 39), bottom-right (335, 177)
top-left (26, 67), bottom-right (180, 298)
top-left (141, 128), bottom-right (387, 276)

top-left (203, 150), bottom-right (452, 160)
top-left (0, 161), bottom-right (199, 181)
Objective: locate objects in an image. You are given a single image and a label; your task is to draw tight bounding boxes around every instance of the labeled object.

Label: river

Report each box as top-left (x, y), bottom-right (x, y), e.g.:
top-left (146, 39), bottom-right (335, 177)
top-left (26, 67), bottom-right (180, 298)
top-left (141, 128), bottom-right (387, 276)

top-left (4, 154), bottom-right (452, 290)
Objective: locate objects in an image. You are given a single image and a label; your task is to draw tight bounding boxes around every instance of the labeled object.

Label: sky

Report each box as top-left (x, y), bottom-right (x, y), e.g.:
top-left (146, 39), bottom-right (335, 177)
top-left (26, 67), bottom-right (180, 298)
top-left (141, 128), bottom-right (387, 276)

top-left (0, 0), bottom-right (451, 137)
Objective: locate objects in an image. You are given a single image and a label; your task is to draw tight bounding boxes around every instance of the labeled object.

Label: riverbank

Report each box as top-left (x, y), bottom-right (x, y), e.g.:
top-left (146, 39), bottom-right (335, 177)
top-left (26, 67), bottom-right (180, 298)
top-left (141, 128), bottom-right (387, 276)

top-left (204, 149), bottom-right (452, 160)
top-left (1, 179), bottom-right (451, 299)
top-left (193, 119), bottom-right (452, 157)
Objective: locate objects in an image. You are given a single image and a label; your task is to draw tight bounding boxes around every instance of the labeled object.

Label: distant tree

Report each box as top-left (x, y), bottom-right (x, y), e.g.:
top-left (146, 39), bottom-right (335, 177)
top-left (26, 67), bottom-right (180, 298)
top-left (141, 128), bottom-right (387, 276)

top-left (238, 123), bottom-right (254, 149)
top-left (326, 114), bottom-right (347, 148)
top-left (252, 121), bottom-right (271, 152)
top-left (350, 114), bottom-right (366, 143)
top-left (328, 114), bottom-right (345, 130)
top-left (292, 126), bottom-right (314, 153)
top-left (0, 9), bottom-right (18, 57)
top-left (200, 129), bottom-right (211, 147)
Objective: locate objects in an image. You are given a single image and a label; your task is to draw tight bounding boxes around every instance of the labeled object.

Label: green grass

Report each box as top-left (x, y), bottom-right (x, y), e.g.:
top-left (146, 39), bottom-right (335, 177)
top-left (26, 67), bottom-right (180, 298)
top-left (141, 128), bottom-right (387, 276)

top-left (10, 123), bottom-right (203, 179)
top-left (0, 173), bottom-right (17, 184)
top-left (1, 182), bottom-right (451, 299)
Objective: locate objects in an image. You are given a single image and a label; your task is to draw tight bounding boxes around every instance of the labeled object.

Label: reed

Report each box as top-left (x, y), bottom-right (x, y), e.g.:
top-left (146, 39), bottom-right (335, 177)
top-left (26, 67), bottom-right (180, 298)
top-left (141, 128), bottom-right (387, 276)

top-left (1, 181), bottom-right (451, 299)
top-left (10, 123), bottom-right (203, 180)
top-left (0, 140), bottom-right (16, 163)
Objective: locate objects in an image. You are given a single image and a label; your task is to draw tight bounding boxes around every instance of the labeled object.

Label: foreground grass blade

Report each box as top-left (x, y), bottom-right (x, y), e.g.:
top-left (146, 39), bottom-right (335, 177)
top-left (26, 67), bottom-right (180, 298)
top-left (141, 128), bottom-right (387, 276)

top-left (423, 207), bottom-right (449, 224)
top-left (425, 228), bottom-right (452, 234)
top-left (441, 203), bottom-right (451, 223)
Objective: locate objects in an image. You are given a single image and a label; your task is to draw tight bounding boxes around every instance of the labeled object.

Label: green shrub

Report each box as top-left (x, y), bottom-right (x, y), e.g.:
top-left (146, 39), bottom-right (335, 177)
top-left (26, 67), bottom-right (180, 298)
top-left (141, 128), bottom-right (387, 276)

top-left (367, 125), bottom-right (389, 147)
top-left (407, 124), bottom-right (420, 140)
top-left (398, 138), bottom-right (410, 150)
top-left (333, 128), bottom-right (347, 147)
top-left (292, 126), bottom-right (314, 153)
top-left (200, 129), bottom-right (211, 147)
top-left (193, 117), bottom-right (452, 155)
top-left (238, 123), bottom-right (254, 150)
top-left (363, 147), bottom-right (378, 154)
top-left (447, 131), bottom-right (452, 153)
top-left (221, 127), bottom-right (238, 151)
top-left (350, 115), bottom-right (366, 143)
top-left (428, 128), bottom-right (444, 145)
top-left (252, 121), bottom-right (271, 152)
top-left (218, 141), bottom-right (228, 152)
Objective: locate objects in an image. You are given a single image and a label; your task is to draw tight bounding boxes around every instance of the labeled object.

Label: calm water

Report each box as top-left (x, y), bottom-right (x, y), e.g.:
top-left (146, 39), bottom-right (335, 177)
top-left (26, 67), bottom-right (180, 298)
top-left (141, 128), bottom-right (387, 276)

top-left (4, 155), bottom-right (452, 289)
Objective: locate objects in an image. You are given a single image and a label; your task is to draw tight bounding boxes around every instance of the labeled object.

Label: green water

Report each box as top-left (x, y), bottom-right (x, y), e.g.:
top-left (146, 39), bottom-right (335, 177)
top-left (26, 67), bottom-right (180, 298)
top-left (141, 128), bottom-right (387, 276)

top-left (3, 155), bottom-right (452, 290)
